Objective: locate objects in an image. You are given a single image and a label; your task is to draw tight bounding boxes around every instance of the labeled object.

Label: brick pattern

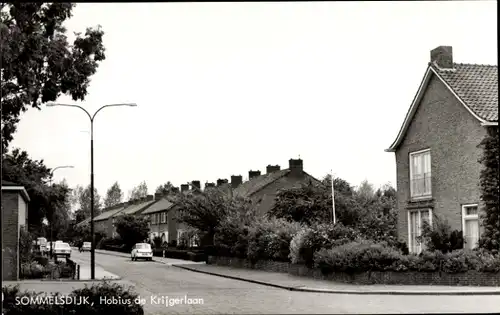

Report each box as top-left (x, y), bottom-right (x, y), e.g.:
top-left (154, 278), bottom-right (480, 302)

top-left (207, 256), bottom-right (500, 286)
top-left (2, 191), bottom-right (20, 281)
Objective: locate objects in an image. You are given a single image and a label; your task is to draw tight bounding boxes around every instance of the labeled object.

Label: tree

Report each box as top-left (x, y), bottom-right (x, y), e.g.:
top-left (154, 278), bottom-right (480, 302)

top-left (2, 148), bottom-right (70, 230)
top-left (129, 181), bottom-right (148, 200)
top-left (322, 174), bottom-right (355, 197)
top-left (356, 179), bottom-right (376, 204)
top-left (478, 127), bottom-right (500, 254)
top-left (50, 179), bottom-right (72, 239)
top-left (115, 214), bottom-right (149, 250)
top-left (0, 3), bottom-right (106, 151)
top-left (73, 184), bottom-right (102, 221)
top-left (155, 181), bottom-right (175, 195)
top-left (104, 181), bottom-right (123, 208)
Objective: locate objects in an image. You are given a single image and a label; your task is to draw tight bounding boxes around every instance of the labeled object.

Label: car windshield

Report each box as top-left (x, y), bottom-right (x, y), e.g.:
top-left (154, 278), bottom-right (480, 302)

top-left (55, 243), bottom-right (70, 249)
top-left (136, 244), bottom-right (151, 250)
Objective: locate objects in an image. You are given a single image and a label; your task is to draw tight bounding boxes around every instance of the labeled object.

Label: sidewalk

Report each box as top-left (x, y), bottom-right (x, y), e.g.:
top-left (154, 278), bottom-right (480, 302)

top-left (95, 248), bottom-right (205, 266)
top-left (174, 264), bottom-right (500, 296)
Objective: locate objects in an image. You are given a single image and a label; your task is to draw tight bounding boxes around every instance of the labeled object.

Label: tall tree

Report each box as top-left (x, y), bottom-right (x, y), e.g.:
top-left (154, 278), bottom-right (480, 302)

top-left (155, 181), bottom-right (174, 195)
top-left (130, 181), bottom-right (148, 200)
top-left (0, 3), bottom-right (106, 151)
top-left (104, 181), bottom-right (123, 208)
top-left (73, 184), bottom-right (102, 221)
top-left (478, 127), bottom-right (500, 254)
top-left (356, 179), bottom-right (375, 204)
top-left (2, 148), bottom-right (69, 230)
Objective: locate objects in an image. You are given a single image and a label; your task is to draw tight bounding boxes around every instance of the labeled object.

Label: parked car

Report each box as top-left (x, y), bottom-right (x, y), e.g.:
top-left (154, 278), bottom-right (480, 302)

top-left (53, 242), bottom-right (72, 258)
top-left (80, 242), bottom-right (91, 252)
top-left (131, 243), bottom-right (153, 261)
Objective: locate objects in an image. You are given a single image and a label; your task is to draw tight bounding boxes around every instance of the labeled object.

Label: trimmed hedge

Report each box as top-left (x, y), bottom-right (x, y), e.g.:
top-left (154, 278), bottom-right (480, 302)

top-left (313, 241), bottom-right (500, 275)
top-left (153, 249), bottom-right (206, 262)
top-left (2, 281), bottom-right (144, 315)
top-left (20, 258), bottom-right (76, 280)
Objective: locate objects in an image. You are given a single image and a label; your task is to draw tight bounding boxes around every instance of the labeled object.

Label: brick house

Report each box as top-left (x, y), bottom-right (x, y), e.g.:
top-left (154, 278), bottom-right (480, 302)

top-left (2, 180), bottom-right (30, 281)
top-left (141, 193), bottom-right (176, 242)
top-left (229, 158), bottom-right (322, 216)
top-left (385, 46), bottom-right (498, 254)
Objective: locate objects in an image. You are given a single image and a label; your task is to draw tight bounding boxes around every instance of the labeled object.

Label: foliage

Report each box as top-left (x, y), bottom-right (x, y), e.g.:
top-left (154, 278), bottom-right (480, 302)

top-left (2, 148), bottom-right (71, 229)
top-left (73, 184), bottom-right (102, 222)
top-left (478, 126), bottom-right (500, 254)
top-left (152, 236), bottom-right (162, 249)
top-left (313, 241), bottom-right (500, 275)
top-left (129, 181), bottom-right (148, 200)
top-left (103, 181), bottom-right (123, 208)
top-left (416, 215), bottom-right (464, 253)
top-left (0, 3), bottom-right (106, 151)
top-left (290, 223), bottom-right (361, 267)
top-left (115, 214), bottom-right (149, 250)
top-left (20, 259), bottom-right (75, 280)
top-left (155, 181), bottom-right (176, 195)
top-left (356, 194), bottom-right (398, 246)
top-left (355, 179), bottom-right (376, 203)
top-left (19, 228), bottom-right (34, 265)
top-left (246, 218), bottom-right (302, 263)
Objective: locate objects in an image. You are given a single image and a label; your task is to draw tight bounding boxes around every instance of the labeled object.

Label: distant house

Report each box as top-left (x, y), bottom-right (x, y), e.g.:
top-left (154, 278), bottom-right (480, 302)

top-left (141, 193), bottom-right (176, 243)
top-left (229, 158), bottom-right (321, 216)
top-left (2, 180), bottom-right (30, 281)
top-left (386, 46), bottom-right (498, 254)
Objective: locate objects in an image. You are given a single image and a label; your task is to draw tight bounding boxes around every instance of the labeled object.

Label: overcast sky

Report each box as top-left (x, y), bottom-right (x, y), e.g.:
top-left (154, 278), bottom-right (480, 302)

top-left (10, 1), bottom-right (498, 199)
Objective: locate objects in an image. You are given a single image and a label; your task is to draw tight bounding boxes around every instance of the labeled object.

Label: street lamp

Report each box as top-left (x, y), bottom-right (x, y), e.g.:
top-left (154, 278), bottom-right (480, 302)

top-left (47, 102), bottom-right (137, 280)
top-left (49, 165), bottom-right (74, 257)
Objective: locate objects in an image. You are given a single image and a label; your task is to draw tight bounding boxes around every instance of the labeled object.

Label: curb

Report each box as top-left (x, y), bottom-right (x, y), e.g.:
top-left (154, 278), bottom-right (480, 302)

top-left (173, 265), bottom-right (500, 296)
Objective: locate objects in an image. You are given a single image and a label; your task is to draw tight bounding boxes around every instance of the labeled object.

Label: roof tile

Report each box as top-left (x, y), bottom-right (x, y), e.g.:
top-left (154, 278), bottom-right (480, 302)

top-left (141, 198), bottom-right (175, 215)
top-left (233, 170), bottom-right (290, 197)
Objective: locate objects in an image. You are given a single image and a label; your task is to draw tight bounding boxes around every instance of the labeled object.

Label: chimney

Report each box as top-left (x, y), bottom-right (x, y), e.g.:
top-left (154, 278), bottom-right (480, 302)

top-left (191, 180), bottom-right (201, 190)
top-left (231, 175), bottom-right (243, 188)
top-left (180, 184), bottom-right (189, 192)
top-left (154, 193), bottom-right (163, 201)
top-left (146, 194), bottom-right (153, 201)
top-left (123, 201), bottom-right (129, 207)
top-left (249, 170), bottom-right (261, 180)
top-left (430, 46), bottom-right (453, 69)
top-left (205, 182), bottom-right (215, 189)
top-left (289, 158), bottom-right (303, 176)
top-left (266, 165), bottom-right (281, 174)
top-left (217, 178), bottom-right (228, 186)
top-left (171, 186), bottom-right (179, 193)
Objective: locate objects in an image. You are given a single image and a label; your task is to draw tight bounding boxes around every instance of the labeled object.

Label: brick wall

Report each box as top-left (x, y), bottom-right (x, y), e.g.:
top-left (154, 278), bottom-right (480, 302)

top-left (395, 75), bottom-right (488, 243)
top-left (207, 256), bottom-right (500, 286)
top-left (2, 191), bottom-right (20, 281)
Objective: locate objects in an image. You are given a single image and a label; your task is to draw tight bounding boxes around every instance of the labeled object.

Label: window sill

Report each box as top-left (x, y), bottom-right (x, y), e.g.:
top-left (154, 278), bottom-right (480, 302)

top-left (410, 196), bottom-right (433, 202)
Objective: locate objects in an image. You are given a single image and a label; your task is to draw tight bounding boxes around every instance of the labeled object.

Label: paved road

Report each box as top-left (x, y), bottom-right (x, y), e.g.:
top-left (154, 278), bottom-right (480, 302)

top-left (69, 251), bottom-right (499, 314)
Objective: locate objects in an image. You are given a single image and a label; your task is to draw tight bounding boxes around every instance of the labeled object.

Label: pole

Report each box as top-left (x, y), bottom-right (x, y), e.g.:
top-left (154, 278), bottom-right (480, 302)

top-left (331, 170), bottom-right (336, 224)
top-left (90, 121), bottom-right (95, 280)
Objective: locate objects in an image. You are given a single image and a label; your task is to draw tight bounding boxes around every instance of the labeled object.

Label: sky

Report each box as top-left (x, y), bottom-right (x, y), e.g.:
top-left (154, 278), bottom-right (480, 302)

top-left (10, 1), bottom-right (498, 200)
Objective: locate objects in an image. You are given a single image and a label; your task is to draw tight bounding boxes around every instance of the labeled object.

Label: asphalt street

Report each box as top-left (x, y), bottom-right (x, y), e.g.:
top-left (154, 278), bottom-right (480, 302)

top-left (67, 251), bottom-right (500, 314)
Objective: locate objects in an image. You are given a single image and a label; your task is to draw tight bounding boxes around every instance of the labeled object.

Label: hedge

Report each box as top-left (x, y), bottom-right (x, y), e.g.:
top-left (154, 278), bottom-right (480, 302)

top-left (153, 249), bottom-right (206, 262)
top-left (20, 257), bottom-right (76, 280)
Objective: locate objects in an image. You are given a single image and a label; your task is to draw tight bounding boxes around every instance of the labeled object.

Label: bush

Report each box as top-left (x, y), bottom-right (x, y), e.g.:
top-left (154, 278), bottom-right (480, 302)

top-left (97, 237), bottom-right (122, 249)
top-left (417, 216), bottom-right (464, 253)
top-left (153, 248), bottom-right (206, 261)
top-left (290, 223), bottom-right (360, 267)
top-left (152, 236), bottom-right (162, 249)
top-left (246, 218), bottom-right (302, 263)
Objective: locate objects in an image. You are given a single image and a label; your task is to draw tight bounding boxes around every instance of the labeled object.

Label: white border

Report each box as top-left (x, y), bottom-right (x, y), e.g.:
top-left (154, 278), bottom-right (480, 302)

top-left (461, 203), bottom-right (480, 249)
top-left (1, 186), bottom-right (30, 202)
top-left (407, 208), bottom-right (433, 254)
top-left (408, 149), bottom-right (432, 200)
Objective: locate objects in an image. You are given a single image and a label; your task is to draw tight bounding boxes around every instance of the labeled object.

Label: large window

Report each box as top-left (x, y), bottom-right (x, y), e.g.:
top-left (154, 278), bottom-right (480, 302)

top-left (409, 149), bottom-right (432, 199)
top-left (408, 209), bottom-right (432, 254)
top-left (462, 204), bottom-right (480, 250)
top-left (161, 212), bottom-right (166, 223)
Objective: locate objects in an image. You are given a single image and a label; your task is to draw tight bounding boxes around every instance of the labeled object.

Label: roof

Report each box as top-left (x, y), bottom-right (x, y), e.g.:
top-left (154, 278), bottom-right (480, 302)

top-left (386, 62), bottom-right (498, 152)
top-left (141, 198), bottom-right (175, 215)
top-left (75, 217), bottom-right (91, 227)
top-left (93, 207), bottom-right (126, 222)
top-left (2, 180), bottom-right (30, 202)
top-left (113, 200), bottom-right (156, 217)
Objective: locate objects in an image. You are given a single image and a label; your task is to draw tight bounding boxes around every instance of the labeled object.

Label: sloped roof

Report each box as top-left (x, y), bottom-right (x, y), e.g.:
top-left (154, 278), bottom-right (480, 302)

top-left (75, 217), bottom-right (91, 227)
top-left (386, 62), bottom-right (498, 152)
top-left (2, 179), bottom-right (30, 202)
top-left (232, 170), bottom-right (291, 197)
top-left (141, 198), bottom-right (175, 215)
top-left (93, 207), bottom-right (126, 222)
top-left (113, 200), bottom-right (156, 217)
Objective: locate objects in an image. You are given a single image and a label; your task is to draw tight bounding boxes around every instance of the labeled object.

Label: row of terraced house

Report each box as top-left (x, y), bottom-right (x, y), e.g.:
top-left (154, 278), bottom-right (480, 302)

top-left (75, 158), bottom-right (321, 245)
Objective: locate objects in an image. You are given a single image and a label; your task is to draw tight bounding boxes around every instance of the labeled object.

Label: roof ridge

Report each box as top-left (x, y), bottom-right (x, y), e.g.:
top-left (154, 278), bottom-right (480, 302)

top-left (454, 62), bottom-right (498, 67)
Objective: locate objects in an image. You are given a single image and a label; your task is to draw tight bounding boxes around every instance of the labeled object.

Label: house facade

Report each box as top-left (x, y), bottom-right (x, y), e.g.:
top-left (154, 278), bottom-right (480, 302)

top-left (2, 180), bottom-right (30, 281)
top-left (386, 46), bottom-right (498, 254)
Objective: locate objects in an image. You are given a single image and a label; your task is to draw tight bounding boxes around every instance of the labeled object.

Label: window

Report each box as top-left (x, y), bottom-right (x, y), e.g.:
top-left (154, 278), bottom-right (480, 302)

top-left (161, 212), bottom-right (166, 223)
top-left (409, 149), bottom-right (432, 199)
top-left (151, 214), bottom-right (156, 224)
top-left (408, 209), bottom-right (432, 254)
top-left (462, 204), bottom-right (480, 250)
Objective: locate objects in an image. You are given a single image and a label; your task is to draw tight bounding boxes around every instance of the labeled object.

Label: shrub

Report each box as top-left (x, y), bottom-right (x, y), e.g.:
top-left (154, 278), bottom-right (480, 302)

top-left (152, 236), bottom-right (162, 249)
top-left (291, 223), bottom-right (360, 267)
top-left (246, 218), bottom-right (301, 263)
top-left (416, 215), bottom-right (463, 253)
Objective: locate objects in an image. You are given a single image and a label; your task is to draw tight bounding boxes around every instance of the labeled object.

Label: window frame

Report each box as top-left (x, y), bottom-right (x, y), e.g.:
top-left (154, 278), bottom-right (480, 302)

top-left (462, 204), bottom-right (480, 250)
top-left (161, 212), bottom-right (166, 223)
top-left (407, 208), bottom-right (433, 254)
top-left (409, 148), bottom-right (432, 200)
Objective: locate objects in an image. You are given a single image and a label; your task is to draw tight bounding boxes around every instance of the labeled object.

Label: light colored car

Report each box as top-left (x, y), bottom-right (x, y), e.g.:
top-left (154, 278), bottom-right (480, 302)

top-left (80, 242), bottom-right (91, 252)
top-left (131, 243), bottom-right (153, 261)
top-left (53, 242), bottom-right (72, 258)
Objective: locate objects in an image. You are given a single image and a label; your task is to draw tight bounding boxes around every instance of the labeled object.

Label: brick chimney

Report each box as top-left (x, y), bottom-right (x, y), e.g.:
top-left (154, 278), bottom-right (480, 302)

top-left (266, 165), bottom-right (281, 174)
top-left (430, 46), bottom-right (453, 70)
top-left (171, 186), bottom-right (179, 193)
top-left (217, 179), bottom-right (228, 186)
top-left (205, 182), bottom-right (215, 189)
top-left (249, 170), bottom-right (261, 180)
top-left (180, 184), bottom-right (189, 192)
top-left (231, 175), bottom-right (243, 188)
top-left (154, 192), bottom-right (163, 201)
top-left (191, 181), bottom-right (201, 190)
top-left (289, 158), bottom-right (303, 176)
top-left (146, 194), bottom-right (153, 201)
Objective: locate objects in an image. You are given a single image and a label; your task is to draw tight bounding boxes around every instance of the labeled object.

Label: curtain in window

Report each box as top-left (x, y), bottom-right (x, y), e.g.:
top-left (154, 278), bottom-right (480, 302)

top-left (409, 211), bottom-right (419, 253)
top-left (465, 219), bottom-right (479, 250)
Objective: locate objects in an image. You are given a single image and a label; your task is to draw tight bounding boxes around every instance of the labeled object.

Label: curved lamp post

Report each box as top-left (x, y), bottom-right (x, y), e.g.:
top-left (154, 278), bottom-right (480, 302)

top-left (47, 102), bottom-right (137, 279)
top-left (49, 165), bottom-right (74, 257)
